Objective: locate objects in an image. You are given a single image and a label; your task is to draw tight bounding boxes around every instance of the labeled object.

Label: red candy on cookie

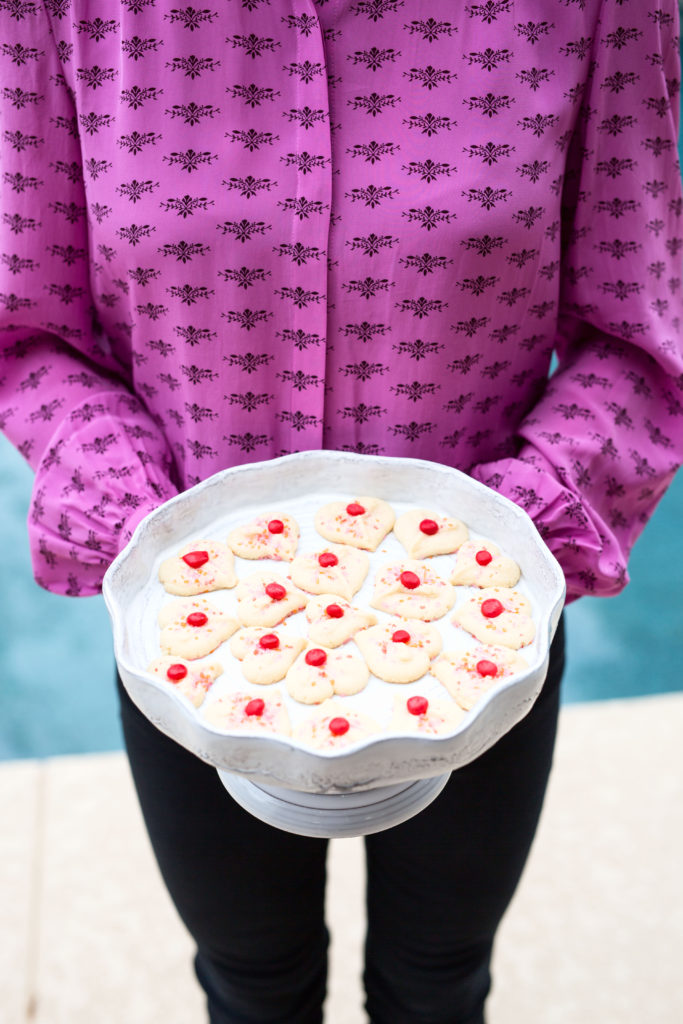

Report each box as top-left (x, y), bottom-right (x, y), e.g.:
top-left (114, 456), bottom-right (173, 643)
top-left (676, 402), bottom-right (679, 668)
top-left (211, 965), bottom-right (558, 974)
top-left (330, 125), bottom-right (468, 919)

top-left (258, 633), bottom-right (280, 650)
top-left (318, 552), bottom-right (339, 568)
top-left (245, 698), bottom-right (266, 717)
top-left (325, 603), bottom-right (344, 618)
top-left (346, 502), bottom-right (366, 516)
top-left (481, 599), bottom-right (504, 618)
top-left (181, 550), bottom-right (210, 569)
top-left (419, 519), bottom-right (439, 536)
top-left (265, 582), bottom-right (287, 601)
top-left (305, 648), bottom-right (328, 667)
top-left (267, 519), bottom-right (284, 534)
top-left (407, 696), bottom-right (429, 716)
top-left (476, 659), bottom-right (498, 677)
top-left (392, 629), bottom-right (411, 644)
top-left (399, 570), bottom-right (421, 590)
top-left (329, 717), bottom-right (350, 736)
top-left (166, 663), bottom-right (188, 682)
top-left (475, 549), bottom-right (493, 566)
top-left (186, 611), bottom-right (208, 627)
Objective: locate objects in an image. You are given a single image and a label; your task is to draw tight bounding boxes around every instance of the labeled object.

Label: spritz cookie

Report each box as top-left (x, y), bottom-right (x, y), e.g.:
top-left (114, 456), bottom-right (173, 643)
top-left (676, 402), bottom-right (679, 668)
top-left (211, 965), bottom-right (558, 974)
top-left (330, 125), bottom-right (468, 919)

top-left (305, 595), bottom-right (377, 648)
top-left (293, 699), bottom-right (380, 751)
top-left (314, 496), bottom-right (395, 551)
top-left (146, 656), bottom-right (224, 708)
top-left (234, 571), bottom-right (309, 627)
top-left (389, 693), bottom-right (465, 736)
top-left (158, 597), bottom-right (240, 660)
top-left (453, 588), bottom-right (535, 649)
top-left (431, 644), bottom-right (528, 710)
top-left (158, 540), bottom-right (237, 596)
top-left (393, 509), bottom-right (468, 559)
top-left (229, 627), bottom-right (306, 685)
top-left (202, 691), bottom-right (292, 736)
top-left (370, 560), bottom-right (456, 621)
top-left (354, 619), bottom-right (442, 684)
top-left (291, 543), bottom-right (369, 601)
top-left (450, 539), bottom-right (521, 589)
top-left (227, 514), bottom-right (299, 562)
top-left (285, 645), bottom-right (370, 705)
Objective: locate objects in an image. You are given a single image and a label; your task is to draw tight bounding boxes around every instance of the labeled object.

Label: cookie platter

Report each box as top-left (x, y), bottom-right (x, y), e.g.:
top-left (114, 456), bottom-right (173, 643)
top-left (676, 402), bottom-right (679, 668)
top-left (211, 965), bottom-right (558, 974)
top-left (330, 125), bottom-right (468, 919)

top-left (103, 451), bottom-right (565, 837)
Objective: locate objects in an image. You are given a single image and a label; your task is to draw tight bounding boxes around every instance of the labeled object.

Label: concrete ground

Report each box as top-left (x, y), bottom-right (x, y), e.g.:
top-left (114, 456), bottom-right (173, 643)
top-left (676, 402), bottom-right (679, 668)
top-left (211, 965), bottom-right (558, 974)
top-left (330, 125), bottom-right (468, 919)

top-left (1, 693), bottom-right (682, 1024)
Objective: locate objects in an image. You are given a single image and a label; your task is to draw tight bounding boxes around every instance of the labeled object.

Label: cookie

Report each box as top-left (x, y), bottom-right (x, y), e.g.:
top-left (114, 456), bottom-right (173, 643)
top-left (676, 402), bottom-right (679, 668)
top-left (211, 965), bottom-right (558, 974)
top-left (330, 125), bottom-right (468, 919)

top-left (202, 691), bottom-right (291, 736)
top-left (292, 699), bottom-right (380, 750)
top-left (431, 644), bottom-right (528, 710)
top-left (314, 496), bottom-right (395, 551)
top-left (227, 513), bottom-right (299, 562)
top-left (393, 508), bottom-right (468, 559)
top-left (452, 588), bottom-right (535, 649)
top-left (305, 595), bottom-right (377, 648)
top-left (229, 627), bottom-right (306, 685)
top-left (449, 539), bottom-right (521, 589)
top-left (234, 571), bottom-right (309, 627)
top-left (285, 645), bottom-right (370, 704)
top-left (158, 540), bottom-right (237, 596)
top-left (354, 619), bottom-right (442, 683)
top-left (370, 559), bottom-right (456, 621)
top-left (158, 597), bottom-right (240, 660)
top-left (290, 543), bottom-right (369, 601)
top-left (388, 693), bottom-right (466, 736)
top-left (146, 656), bottom-right (223, 708)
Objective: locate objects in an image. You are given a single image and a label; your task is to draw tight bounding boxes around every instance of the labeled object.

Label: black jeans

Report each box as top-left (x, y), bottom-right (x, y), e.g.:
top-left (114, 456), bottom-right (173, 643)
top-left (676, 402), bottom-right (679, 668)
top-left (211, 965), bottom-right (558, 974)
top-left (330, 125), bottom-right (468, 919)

top-left (117, 615), bottom-right (565, 1024)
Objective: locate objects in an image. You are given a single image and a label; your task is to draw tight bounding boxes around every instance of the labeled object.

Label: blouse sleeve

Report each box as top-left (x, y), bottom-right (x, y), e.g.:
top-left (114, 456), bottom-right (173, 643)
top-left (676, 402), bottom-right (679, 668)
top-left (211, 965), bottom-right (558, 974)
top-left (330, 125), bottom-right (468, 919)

top-left (1, 2), bottom-right (177, 596)
top-left (471, 0), bottom-right (683, 603)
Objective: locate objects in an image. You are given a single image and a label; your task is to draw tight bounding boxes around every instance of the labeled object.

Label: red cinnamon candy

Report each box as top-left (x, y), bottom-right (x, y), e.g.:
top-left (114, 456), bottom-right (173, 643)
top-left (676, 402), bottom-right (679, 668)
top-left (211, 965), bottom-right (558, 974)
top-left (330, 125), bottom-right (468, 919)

top-left (481, 598), bottom-right (504, 618)
top-left (399, 570), bottom-right (420, 590)
top-left (419, 519), bottom-right (439, 535)
top-left (346, 502), bottom-right (365, 516)
top-left (476, 659), bottom-right (498, 677)
top-left (318, 552), bottom-right (339, 568)
top-left (305, 648), bottom-right (327, 667)
top-left (392, 629), bottom-right (411, 644)
top-left (475, 549), bottom-right (493, 566)
top-left (407, 695), bottom-right (429, 716)
top-left (325, 603), bottom-right (344, 618)
top-left (245, 698), bottom-right (265, 717)
top-left (186, 611), bottom-right (208, 627)
top-left (258, 633), bottom-right (280, 650)
top-left (267, 519), bottom-right (284, 534)
top-left (166, 663), bottom-right (188, 682)
top-left (182, 550), bottom-right (209, 569)
top-left (265, 582), bottom-right (286, 601)
top-left (328, 717), bottom-right (350, 736)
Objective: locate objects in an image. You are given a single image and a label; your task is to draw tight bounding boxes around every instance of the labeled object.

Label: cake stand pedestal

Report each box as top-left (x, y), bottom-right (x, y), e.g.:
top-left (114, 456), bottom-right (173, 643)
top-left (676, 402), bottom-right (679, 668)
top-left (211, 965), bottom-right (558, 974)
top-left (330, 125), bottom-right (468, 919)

top-left (217, 770), bottom-right (452, 838)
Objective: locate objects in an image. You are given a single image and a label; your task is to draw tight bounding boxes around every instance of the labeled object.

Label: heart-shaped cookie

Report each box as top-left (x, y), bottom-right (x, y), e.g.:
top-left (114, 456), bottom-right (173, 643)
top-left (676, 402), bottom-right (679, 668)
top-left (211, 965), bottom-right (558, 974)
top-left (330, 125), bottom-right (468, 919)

top-left (158, 540), bottom-right (237, 596)
top-left (450, 539), bottom-right (521, 588)
top-left (389, 693), bottom-right (466, 736)
top-left (293, 698), bottom-right (380, 750)
top-left (146, 656), bottom-right (224, 707)
top-left (314, 496), bottom-right (395, 551)
top-left (227, 513), bottom-right (299, 561)
top-left (202, 691), bottom-right (291, 736)
top-left (452, 588), bottom-right (535, 649)
top-left (234, 571), bottom-right (309, 627)
top-left (431, 644), bottom-right (528, 710)
top-left (305, 595), bottom-right (377, 648)
top-left (285, 645), bottom-right (370, 704)
top-left (354, 619), bottom-right (442, 683)
top-left (394, 509), bottom-right (468, 559)
top-left (158, 597), bottom-right (240, 660)
top-left (291, 543), bottom-right (369, 601)
top-left (230, 626), bottom-right (306, 684)
top-left (370, 560), bottom-right (456, 621)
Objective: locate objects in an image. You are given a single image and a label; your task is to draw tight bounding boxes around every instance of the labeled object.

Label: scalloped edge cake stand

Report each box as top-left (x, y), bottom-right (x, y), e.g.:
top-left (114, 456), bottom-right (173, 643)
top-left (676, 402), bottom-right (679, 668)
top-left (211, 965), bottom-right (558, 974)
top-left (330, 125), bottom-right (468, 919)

top-left (217, 770), bottom-right (452, 838)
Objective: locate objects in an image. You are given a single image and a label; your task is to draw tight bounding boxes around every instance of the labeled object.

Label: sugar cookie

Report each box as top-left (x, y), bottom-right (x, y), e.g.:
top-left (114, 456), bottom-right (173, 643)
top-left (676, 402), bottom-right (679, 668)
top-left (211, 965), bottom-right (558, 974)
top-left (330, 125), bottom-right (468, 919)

top-left (227, 513), bottom-right (299, 561)
top-left (292, 699), bottom-right (380, 750)
top-left (202, 691), bottom-right (291, 736)
top-left (394, 508), bottom-right (468, 559)
top-left (158, 597), bottom-right (240, 660)
top-left (285, 645), bottom-right (370, 705)
top-left (158, 540), bottom-right (237, 596)
top-left (146, 656), bottom-right (223, 707)
top-left (452, 588), bottom-right (535, 649)
top-left (229, 627), bottom-right (306, 685)
top-left (234, 571), bottom-right (309, 627)
top-left (431, 644), bottom-right (528, 710)
top-left (305, 595), bottom-right (377, 648)
top-left (370, 559), bottom-right (456, 621)
top-left (291, 543), bottom-right (369, 601)
top-left (354, 619), bottom-right (442, 683)
top-left (450, 539), bottom-right (521, 589)
top-left (389, 693), bottom-right (466, 735)
top-left (314, 496), bottom-right (395, 551)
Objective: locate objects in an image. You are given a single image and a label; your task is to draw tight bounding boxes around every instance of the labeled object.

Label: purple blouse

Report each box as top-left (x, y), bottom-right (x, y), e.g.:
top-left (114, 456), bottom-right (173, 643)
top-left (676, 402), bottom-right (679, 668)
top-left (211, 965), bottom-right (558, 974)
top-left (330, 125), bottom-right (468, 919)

top-left (1, 0), bottom-right (682, 600)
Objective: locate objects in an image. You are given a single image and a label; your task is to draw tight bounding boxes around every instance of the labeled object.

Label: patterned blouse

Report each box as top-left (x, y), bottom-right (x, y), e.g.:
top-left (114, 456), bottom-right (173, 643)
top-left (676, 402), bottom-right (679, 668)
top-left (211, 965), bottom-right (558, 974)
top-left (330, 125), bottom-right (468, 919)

top-left (1, 0), bottom-right (682, 601)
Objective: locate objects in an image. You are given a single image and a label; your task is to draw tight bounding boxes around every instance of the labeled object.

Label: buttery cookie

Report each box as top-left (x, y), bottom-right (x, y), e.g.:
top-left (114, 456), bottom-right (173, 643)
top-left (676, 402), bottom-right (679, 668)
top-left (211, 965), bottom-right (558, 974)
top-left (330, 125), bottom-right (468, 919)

top-left (370, 559), bottom-right (456, 621)
top-left (227, 513), bottom-right (299, 562)
top-left (229, 627), bottom-right (306, 685)
top-left (450, 539), bottom-right (521, 589)
top-left (202, 691), bottom-right (292, 736)
top-left (234, 571), bottom-right (309, 627)
top-left (354, 619), bottom-right (442, 684)
top-left (452, 588), bottom-right (535, 649)
top-left (285, 645), bottom-right (370, 705)
top-left (388, 693), bottom-right (466, 736)
top-left (158, 540), bottom-right (237, 596)
top-left (305, 595), bottom-right (377, 648)
top-left (158, 597), bottom-right (240, 660)
top-left (431, 644), bottom-right (528, 710)
top-left (393, 508), bottom-right (468, 559)
top-left (291, 543), bottom-right (369, 601)
top-left (314, 496), bottom-right (395, 551)
top-left (293, 699), bottom-right (380, 751)
top-left (146, 656), bottom-right (223, 707)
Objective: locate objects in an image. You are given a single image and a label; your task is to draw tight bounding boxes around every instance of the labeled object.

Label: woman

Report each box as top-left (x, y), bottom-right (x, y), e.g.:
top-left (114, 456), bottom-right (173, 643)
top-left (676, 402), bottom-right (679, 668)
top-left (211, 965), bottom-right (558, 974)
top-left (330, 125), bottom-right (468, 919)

top-left (1, 2), bottom-right (681, 1021)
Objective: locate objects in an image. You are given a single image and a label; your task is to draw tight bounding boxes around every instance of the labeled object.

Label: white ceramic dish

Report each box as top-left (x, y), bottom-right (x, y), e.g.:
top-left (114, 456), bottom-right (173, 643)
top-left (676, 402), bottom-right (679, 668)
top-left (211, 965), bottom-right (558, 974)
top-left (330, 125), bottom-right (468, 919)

top-left (103, 451), bottom-right (565, 837)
